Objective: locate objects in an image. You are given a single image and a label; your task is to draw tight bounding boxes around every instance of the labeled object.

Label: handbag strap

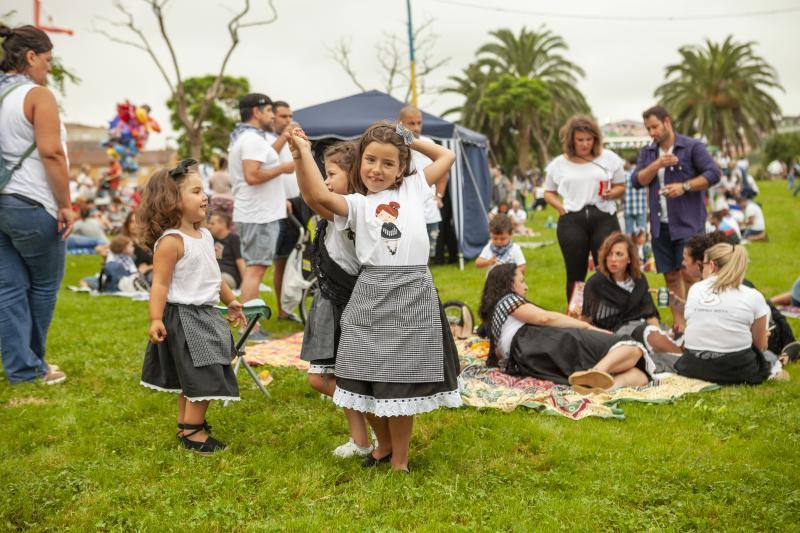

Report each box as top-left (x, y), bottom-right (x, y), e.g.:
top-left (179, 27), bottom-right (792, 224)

top-left (0, 82), bottom-right (38, 176)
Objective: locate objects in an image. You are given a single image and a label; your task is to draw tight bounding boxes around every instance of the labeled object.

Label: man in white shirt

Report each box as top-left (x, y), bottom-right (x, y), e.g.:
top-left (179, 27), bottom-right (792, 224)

top-left (736, 197), bottom-right (767, 241)
top-left (397, 105), bottom-right (448, 261)
top-left (228, 93), bottom-right (294, 338)
top-left (265, 100), bottom-right (304, 321)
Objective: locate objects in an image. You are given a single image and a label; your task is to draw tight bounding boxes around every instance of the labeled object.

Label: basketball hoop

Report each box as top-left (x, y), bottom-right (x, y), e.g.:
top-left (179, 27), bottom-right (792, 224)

top-left (34, 0), bottom-right (74, 36)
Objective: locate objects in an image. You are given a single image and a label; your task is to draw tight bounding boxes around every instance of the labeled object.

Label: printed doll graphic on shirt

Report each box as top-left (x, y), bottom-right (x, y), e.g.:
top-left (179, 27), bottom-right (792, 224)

top-left (376, 201), bottom-right (402, 255)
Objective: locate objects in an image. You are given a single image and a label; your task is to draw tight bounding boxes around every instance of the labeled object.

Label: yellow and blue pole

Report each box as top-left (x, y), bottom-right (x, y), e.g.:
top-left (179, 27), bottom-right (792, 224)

top-left (406, 0), bottom-right (418, 107)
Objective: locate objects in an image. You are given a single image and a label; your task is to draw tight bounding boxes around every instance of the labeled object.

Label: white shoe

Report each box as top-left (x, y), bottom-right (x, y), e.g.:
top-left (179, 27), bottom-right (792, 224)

top-left (332, 438), bottom-right (373, 458)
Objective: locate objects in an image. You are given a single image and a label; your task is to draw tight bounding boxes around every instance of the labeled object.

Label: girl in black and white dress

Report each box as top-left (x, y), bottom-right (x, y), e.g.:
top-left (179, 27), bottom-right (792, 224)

top-left (299, 142), bottom-right (373, 459)
top-left (292, 122), bottom-right (460, 473)
top-left (480, 263), bottom-right (652, 393)
top-left (138, 160), bottom-right (246, 455)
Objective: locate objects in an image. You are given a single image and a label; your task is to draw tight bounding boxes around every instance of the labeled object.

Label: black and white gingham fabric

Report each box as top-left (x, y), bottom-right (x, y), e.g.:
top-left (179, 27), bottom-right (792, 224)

top-left (176, 304), bottom-right (236, 367)
top-left (335, 265), bottom-right (444, 383)
top-left (491, 293), bottom-right (527, 342)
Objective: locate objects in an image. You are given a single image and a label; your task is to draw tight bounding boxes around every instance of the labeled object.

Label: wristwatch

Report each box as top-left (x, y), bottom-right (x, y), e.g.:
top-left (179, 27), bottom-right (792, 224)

top-left (682, 181), bottom-right (691, 192)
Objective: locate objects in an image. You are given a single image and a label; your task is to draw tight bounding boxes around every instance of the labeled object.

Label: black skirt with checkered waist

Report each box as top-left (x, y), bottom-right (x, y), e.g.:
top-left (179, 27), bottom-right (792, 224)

top-left (140, 302), bottom-right (239, 402)
top-left (333, 265), bottom-right (462, 417)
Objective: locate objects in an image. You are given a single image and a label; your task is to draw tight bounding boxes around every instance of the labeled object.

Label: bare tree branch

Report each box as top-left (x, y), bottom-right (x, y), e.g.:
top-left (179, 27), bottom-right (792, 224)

top-left (93, 0), bottom-right (281, 159)
top-left (328, 38), bottom-right (367, 92)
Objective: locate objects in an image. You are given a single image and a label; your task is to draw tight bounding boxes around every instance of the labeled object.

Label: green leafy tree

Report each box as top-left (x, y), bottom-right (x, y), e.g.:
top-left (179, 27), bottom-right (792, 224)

top-left (655, 36), bottom-right (782, 155)
top-left (480, 75), bottom-right (551, 173)
top-left (166, 75), bottom-right (250, 162)
top-left (443, 26), bottom-right (589, 171)
top-left (763, 132), bottom-right (800, 164)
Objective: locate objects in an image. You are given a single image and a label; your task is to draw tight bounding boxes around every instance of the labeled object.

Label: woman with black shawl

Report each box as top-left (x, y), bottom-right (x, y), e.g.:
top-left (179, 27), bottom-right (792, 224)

top-left (582, 232), bottom-right (682, 355)
top-left (479, 264), bottom-right (652, 394)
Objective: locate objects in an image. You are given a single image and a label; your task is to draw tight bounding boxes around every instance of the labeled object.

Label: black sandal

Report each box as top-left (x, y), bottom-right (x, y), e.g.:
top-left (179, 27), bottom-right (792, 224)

top-left (176, 420), bottom-right (212, 440)
top-left (179, 422), bottom-right (226, 456)
top-left (362, 451), bottom-right (392, 467)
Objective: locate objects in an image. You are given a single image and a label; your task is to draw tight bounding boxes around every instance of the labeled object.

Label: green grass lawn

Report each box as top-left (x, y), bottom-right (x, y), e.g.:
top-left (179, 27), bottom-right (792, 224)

top-left (1, 181), bottom-right (799, 530)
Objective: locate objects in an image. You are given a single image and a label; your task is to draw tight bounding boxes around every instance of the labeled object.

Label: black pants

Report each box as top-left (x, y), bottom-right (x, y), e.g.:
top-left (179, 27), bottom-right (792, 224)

top-left (556, 206), bottom-right (620, 302)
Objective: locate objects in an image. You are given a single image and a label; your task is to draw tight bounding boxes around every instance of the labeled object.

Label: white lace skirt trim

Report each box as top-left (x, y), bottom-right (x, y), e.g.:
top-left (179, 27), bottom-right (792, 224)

top-left (307, 364), bottom-right (335, 375)
top-left (140, 380), bottom-right (182, 394)
top-left (139, 381), bottom-right (240, 402)
top-left (185, 395), bottom-right (240, 403)
top-left (609, 339), bottom-right (656, 376)
top-left (332, 380), bottom-right (463, 417)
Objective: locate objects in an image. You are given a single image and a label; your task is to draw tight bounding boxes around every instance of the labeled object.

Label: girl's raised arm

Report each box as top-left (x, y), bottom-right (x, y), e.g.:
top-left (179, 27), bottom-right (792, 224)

top-left (411, 138), bottom-right (455, 187)
top-left (290, 132), bottom-right (349, 218)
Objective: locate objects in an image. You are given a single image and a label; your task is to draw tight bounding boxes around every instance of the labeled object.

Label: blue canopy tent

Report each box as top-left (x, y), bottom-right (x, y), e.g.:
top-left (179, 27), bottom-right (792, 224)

top-left (293, 90), bottom-right (492, 263)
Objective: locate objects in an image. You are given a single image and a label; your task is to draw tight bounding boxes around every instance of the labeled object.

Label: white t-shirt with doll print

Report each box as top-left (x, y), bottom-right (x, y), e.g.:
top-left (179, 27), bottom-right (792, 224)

top-left (410, 136), bottom-right (442, 225)
top-left (334, 170), bottom-right (431, 266)
top-left (544, 150), bottom-right (625, 214)
top-left (478, 241), bottom-right (526, 272)
top-left (228, 130), bottom-right (286, 224)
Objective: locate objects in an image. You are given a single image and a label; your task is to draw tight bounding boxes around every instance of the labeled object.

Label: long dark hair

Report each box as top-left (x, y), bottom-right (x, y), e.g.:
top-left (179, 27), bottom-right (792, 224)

top-left (0, 25), bottom-right (53, 73)
top-left (597, 231), bottom-right (642, 280)
top-left (478, 263), bottom-right (518, 323)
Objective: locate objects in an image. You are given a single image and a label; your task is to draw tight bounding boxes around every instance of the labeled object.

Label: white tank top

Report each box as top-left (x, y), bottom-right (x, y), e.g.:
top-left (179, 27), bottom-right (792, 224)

top-left (0, 83), bottom-right (69, 219)
top-left (155, 228), bottom-right (221, 306)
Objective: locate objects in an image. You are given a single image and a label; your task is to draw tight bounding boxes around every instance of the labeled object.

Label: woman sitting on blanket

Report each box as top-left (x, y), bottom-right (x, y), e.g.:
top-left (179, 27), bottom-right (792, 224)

top-left (581, 232), bottom-right (681, 354)
top-left (674, 242), bottom-right (779, 385)
top-left (479, 263), bottom-right (652, 394)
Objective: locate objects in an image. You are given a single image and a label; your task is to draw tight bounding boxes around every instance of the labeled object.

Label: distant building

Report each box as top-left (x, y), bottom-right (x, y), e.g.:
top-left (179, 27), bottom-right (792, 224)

top-left (65, 122), bottom-right (176, 186)
top-left (601, 120), bottom-right (650, 150)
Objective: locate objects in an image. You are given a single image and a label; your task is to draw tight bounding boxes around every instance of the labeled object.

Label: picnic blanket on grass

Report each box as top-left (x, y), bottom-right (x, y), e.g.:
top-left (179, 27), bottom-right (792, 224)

top-left (241, 333), bottom-right (718, 420)
top-left (776, 305), bottom-right (800, 319)
top-left (243, 332), bottom-right (308, 370)
top-left (457, 338), bottom-right (719, 419)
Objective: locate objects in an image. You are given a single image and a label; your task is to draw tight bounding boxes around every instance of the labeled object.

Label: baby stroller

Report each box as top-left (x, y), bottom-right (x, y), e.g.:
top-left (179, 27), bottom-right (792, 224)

top-left (280, 212), bottom-right (317, 323)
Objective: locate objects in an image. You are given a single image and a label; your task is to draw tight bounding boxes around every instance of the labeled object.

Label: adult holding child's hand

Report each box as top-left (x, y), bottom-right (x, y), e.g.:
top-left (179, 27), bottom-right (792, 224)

top-left (0, 25), bottom-right (71, 385)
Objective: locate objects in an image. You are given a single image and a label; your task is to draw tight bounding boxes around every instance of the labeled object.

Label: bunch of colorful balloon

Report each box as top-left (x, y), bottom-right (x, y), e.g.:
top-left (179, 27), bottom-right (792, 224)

top-left (103, 101), bottom-right (161, 177)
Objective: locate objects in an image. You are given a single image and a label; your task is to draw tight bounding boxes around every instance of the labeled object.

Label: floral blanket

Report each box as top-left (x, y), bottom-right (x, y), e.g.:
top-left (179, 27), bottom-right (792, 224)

top-left (242, 333), bottom-right (718, 420)
top-left (457, 338), bottom-right (718, 420)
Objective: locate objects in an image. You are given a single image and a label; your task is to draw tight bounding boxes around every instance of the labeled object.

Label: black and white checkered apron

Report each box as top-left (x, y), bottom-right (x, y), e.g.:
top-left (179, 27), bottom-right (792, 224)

top-left (333, 266), bottom-right (462, 417)
top-left (140, 303), bottom-right (239, 402)
top-left (336, 265), bottom-right (443, 383)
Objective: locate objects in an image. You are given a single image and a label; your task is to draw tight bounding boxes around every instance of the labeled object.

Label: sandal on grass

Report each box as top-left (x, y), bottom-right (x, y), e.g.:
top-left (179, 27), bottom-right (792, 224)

top-left (362, 451), bottom-right (392, 468)
top-left (569, 369), bottom-right (614, 392)
top-left (176, 420), bottom-right (212, 440)
top-left (179, 422), bottom-right (226, 456)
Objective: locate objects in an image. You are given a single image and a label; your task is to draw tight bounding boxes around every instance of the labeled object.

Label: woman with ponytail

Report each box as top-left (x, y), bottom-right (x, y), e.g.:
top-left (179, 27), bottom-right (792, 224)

top-left (0, 25), bottom-right (72, 384)
top-left (675, 243), bottom-right (776, 384)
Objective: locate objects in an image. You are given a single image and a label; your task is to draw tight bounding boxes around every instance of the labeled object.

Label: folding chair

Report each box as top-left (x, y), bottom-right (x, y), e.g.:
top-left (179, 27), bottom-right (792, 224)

top-left (216, 298), bottom-right (272, 403)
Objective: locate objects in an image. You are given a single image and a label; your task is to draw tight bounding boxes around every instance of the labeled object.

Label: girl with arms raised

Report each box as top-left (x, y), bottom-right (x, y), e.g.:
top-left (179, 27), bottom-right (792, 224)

top-left (291, 122), bottom-right (460, 473)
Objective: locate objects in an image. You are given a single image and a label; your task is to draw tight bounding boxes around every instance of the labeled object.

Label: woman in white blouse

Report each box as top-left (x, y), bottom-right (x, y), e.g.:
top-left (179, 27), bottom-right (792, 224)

top-left (675, 242), bottom-right (774, 384)
top-left (544, 115), bottom-right (625, 304)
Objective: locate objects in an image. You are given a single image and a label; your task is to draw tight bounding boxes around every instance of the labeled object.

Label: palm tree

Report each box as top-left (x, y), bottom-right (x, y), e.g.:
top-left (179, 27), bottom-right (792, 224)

top-left (443, 27), bottom-right (590, 171)
top-left (655, 36), bottom-right (782, 155)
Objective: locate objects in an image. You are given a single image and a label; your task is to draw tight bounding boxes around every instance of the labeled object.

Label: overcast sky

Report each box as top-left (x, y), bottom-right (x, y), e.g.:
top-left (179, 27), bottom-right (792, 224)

top-left (7, 0), bottom-right (800, 150)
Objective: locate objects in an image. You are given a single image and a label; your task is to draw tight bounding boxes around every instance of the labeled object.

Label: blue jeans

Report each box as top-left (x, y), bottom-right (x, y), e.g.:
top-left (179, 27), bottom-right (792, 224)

top-left (426, 222), bottom-right (440, 260)
top-left (0, 195), bottom-right (66, 383)
top-left (624, 212), bottom-right (647, 235)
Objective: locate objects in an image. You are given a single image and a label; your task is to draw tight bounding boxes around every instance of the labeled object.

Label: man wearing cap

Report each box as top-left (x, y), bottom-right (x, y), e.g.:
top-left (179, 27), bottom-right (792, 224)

top-left (631, 105), bottom-right (720, 333)
top-left (228, 93), bottom-right (294, 340)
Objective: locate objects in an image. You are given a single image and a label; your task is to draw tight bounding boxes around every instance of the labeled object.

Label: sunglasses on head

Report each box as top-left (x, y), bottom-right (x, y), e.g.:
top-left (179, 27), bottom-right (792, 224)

top-left (169, 158), bottom-right (198, 179)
